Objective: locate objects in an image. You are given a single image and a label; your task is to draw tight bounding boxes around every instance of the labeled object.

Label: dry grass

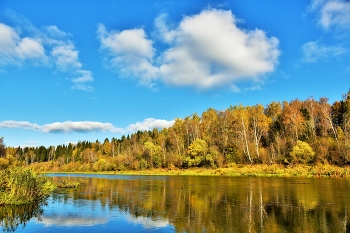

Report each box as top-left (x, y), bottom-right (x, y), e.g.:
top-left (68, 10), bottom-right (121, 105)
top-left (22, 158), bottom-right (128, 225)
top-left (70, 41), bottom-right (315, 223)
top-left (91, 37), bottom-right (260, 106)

top-left (28, 161), bottom-right (350, 178)
top-left (39, 164), bottom-right (350, 178)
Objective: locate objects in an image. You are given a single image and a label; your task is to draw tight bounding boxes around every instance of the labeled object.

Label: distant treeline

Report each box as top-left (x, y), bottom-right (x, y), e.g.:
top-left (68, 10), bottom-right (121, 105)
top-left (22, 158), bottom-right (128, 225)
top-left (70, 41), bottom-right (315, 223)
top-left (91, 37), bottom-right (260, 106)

top-left (2, 91), bottom-right (350, 171)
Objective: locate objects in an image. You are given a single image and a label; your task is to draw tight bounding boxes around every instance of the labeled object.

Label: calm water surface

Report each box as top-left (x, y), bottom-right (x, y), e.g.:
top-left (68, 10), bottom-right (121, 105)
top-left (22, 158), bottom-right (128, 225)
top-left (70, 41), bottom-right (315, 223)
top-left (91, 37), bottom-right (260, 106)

top-left (1, 174), bottom-right (350, 232)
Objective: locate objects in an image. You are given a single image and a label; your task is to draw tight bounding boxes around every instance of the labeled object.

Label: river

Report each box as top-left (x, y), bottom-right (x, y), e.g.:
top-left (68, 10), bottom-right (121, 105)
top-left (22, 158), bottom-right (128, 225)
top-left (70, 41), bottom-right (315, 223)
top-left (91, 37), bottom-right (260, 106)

top-left (1, 174), bottom-right (350, 232)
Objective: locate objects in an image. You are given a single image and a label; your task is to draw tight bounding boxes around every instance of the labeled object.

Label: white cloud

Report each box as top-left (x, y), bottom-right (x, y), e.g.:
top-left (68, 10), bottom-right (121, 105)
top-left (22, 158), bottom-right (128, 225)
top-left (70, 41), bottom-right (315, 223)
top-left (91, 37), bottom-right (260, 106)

top-left (18, 37), bottom-right (46, 60)
top-left (158, 9), bottom-right (280, 89)
top-left (0, 18), bottom-right (94, 92)
top-left (301, 41), bottom-right (347, 62)
top-left (0, 23), bottom-right (46, 66)
top-left (0, 120), bottom-right (122, 133)
top-left (45, 25), bottom-right (70, 38)
top-left (0, 120), bottom-right (41, 131)
top-left (98, 25), bottom-right (154, 58)
top-left (72, 70), bottom-right (94, 83)
top-left (154, 14), bottom-right (177, 43)
top-left (51, 44), bottom-right (82, 71)
top-left (41, 121), bottom-right (123, 133)
top-left (49, 38), bottom-right (94, 91)
top-left (48, 37), bottom-right (94, 92)
top-left (310, 0), bottom-right (350, 30)
top-left (71, 84), bottom-right (94, 92)
top-left (98, 9), bottom-right (280, 90)
top-left (0, 118), bottom-right (174, 134)
top-left (230, 85), bottom-right (241, 93)
top-left (304, 1), bottom-right (350, 66)
top-left (127, 118), bottom-right (175, 132)
top-left (97, 24), bottom-right (158, 86)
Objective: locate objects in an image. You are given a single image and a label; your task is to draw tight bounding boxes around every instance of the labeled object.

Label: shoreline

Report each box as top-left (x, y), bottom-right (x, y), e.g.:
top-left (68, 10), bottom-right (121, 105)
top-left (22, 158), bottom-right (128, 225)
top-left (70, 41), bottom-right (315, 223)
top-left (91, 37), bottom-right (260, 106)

top-left (37, 164), bottom-right (350, 178)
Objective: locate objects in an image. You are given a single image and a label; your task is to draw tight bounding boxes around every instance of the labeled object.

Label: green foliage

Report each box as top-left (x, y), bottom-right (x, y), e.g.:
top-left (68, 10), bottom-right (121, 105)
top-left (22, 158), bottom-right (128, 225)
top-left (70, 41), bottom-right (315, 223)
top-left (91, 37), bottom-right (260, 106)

top-left (54, 181), bottom-right (80, 188)
top-left (0, 168), bottom-right (54, 205)
top-left (139, 159), bottom-right (148, 170)
top-left (224, 146), bottom-right (243, 164)
top-left (290, 140), bottom-right (315, 164)
top-left (93, 158), bottom-right (107, 171)
top-left (184, 138), bottom-right (214, 167)
top-left (144, 141), bottom-right (163, 168)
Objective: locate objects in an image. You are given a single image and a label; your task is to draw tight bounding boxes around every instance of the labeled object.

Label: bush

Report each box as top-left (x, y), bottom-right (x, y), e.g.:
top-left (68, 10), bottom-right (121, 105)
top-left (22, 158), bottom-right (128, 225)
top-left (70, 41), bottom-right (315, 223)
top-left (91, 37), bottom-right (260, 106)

top-left (93, 159), bottom-right (107, 172)
top-left (290, 141), bottom-right (315, 164)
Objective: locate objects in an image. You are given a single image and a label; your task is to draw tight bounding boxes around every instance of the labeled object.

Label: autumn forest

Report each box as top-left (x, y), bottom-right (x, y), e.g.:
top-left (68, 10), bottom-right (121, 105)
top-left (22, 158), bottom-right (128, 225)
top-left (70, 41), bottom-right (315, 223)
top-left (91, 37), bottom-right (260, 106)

top-left (2, 91), bottom-right (350, 173)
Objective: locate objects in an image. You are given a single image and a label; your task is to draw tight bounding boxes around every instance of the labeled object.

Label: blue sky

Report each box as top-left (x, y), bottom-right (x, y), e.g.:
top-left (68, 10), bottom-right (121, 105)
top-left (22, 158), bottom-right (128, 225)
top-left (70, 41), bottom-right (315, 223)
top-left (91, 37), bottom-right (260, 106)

top-left (0, 0), bottom-right (349, 147)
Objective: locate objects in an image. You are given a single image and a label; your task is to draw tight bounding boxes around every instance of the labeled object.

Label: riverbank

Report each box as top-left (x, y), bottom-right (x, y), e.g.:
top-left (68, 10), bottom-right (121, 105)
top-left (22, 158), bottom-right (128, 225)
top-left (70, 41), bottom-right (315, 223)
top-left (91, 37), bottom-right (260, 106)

top-left (38, 164), bottom-right (350, 178)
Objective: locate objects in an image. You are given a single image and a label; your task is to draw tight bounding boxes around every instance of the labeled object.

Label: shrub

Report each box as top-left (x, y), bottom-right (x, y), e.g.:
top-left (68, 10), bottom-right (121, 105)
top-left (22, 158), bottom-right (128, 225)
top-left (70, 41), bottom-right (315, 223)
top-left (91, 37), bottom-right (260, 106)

top-left (290, 141), bottom-right (315, 164)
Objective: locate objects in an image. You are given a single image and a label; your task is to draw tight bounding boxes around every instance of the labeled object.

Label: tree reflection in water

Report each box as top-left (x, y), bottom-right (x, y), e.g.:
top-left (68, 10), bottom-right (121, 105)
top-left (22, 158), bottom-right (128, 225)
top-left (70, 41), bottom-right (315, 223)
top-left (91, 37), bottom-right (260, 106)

top-left (2, 175), bottom-right (350, 232)
top-left (47, 175), bottom-right (350, 233)
top-left (0, 202), bottom-right (44, 232)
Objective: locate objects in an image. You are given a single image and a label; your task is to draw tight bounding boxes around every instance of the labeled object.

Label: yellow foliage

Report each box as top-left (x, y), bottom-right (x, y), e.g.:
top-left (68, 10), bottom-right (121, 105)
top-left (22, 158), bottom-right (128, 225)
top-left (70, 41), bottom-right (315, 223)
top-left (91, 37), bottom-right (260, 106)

top-left (290, 141), bottom-right (315, 164)
top-left (0, 157), bottom-right (9, 168)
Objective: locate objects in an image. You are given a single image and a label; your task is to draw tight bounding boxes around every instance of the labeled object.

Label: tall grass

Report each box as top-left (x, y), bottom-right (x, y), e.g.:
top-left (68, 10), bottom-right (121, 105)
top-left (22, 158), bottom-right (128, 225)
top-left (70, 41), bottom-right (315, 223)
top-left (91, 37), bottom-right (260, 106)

top-left (0, 167), bottom-right (55, 205)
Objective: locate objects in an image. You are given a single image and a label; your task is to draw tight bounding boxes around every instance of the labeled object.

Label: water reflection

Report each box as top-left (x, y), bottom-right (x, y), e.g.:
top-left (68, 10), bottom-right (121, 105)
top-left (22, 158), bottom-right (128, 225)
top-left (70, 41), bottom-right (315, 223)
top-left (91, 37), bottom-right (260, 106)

top-left (2, 175), bottom-right (350, 232)
top-left (0, 202), bottom-right (44, 232)
top-left (126, 215), bottom-right (169, 229)
top-left (40, 198), bottom-right (109, 227)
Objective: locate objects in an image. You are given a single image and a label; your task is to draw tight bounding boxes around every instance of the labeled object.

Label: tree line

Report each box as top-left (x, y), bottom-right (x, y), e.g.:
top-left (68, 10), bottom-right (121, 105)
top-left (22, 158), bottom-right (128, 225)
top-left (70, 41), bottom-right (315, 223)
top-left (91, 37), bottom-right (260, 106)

top-left (2, 91), bottom-right (350, 171)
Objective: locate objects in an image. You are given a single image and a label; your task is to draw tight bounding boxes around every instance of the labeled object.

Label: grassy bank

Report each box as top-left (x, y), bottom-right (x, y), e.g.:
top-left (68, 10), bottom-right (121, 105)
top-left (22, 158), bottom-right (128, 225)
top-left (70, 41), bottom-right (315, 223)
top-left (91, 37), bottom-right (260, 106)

top-left (0, 168), bottom-right (55, 205)
top-left (36, 163), bottom-right (350, 178)
top-left (110, 164), bottom-right (350, 177)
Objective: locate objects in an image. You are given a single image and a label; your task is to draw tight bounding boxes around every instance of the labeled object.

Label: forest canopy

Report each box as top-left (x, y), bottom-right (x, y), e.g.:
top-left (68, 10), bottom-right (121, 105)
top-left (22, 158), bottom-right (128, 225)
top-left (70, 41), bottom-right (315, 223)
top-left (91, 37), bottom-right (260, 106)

top-left (3, 91), bottom-right (350, 171)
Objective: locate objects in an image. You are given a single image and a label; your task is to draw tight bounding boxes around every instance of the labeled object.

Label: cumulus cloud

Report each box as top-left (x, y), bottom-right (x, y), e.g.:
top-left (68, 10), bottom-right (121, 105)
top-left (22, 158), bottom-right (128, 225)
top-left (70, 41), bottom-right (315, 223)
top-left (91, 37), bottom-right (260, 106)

top-left (301, 41), bottom-right (347, 62)
top-left (154, 14), bottom-right (176, 43)
top-left (0, 23), bottom-right (46, 66)
top-left (0, 118), bottom-right (174, 134)
top-left (127, 118), bottom-right (175, 132)
top-left (158, 9), bottom-right (280, 88)
top-left (310, 0), bottom-right (350, 30)
top-left (97, 24), bottom-right (158, 86)
top-left (98, 9), bottom-right (280, 90)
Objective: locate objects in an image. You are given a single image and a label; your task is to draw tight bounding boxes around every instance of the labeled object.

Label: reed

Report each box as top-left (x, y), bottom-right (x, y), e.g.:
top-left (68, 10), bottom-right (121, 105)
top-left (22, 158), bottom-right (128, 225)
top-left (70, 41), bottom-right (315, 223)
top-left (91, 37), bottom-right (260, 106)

top-left (0, 167), bottom-right (55, 205)
top-left (54, 180), bottom-right (80, 189)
